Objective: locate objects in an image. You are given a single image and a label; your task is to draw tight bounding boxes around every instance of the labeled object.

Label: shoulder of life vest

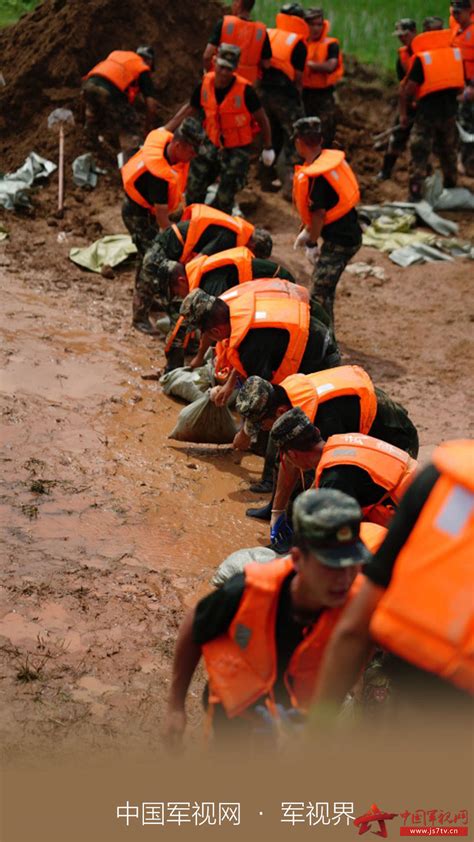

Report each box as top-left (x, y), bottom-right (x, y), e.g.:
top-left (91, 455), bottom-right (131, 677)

top-left (141, 128), bottom-right (173, 176)
top-left (432, 440), bottom-right (474, 491)
top-left (281, 365), bottom-right (377, 432)
top-left (275, 13), bottom-right (309, 38)
top-left (412, 29), bottom-right (454, 52)
top-left (186, 246), bottom-right (254, 290)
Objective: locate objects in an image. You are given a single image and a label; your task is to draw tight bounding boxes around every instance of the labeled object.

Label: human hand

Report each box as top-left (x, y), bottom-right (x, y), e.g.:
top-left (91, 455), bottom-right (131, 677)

top-left (233, 428), bottom-right (252, 451)
top-left (162, 708), bottom-right (186, 750)
top-left (261, 148), bottom-right (276, 167)
top-left (305, 244), bottom-right (320, 265)
top-left (293, 228), bottom-right (311, 250)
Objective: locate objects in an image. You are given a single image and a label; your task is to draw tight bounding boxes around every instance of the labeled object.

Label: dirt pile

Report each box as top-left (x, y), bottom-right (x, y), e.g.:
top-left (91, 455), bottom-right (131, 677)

top-left (0, 0), bottom-right (223, 167)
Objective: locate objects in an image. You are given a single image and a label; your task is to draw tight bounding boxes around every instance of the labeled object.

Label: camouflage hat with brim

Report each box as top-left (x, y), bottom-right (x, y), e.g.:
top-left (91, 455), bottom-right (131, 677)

top-left (270, 406), bottom-right (313, 449)
top-left (392, 17), bottom-right (416, 35)
top-left (249, 227), bottom-right (273, 259)
top-left (178, 117), bottom-right (205, 150)
top-left (179, 288), bottom-right (216, 326)
top-left (281, 2), bottom-right (305, 17)
top-left (235, 377), bottom-right (274, 434)
top-left (292, 116), bottom-right (322, 140)
top-left (422, 15), bottom-right (444, 30)
top-left (452, 0), bottom-right (471, 8)
top-left (304, 7), bottom-right (324, 21)
top-left (216, 43), bottom-right (241, 69)
top-left (293, 489), bottom-right (370, 568)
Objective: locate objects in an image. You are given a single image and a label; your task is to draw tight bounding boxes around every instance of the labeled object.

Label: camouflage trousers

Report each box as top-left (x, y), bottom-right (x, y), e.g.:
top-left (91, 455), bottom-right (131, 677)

top-left (121, 198), bottom-right (157, 257)
top-left (186, 138), bottom-right (251, 214)
top-left (257, 86), bottom-right (304, 193)
top-left (311, 240), bottom-right (361, 327)
top-left (409, 112), bottom-right (458, 196)
top-left (82, 80), bottom-right (141, 153)
top-left (302, 88), bottom-right (338, 147)
top-left (387, 112), bottom-right (415, 156)
top-left (459, 100), bottom-right (474, 177)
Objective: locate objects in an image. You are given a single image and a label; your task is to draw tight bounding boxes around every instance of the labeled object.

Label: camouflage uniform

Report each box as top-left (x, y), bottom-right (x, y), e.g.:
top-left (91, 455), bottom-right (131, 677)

top-left (257, 86), bottom-right (304, 194)
top-left (82, 78), bottom-right (141, 151)
top-left (459, 99), bottom-right (474, 176)
top-left (121, 198), bottom-right (157, 257)
top-left (302, 88), bottom-right (338, 147)
top-left (186, 137), bottom-right (251, 214)
top-left (311, 241), bottom-right (361, 326)
top-left (409, 112), bottom-right (459, 195)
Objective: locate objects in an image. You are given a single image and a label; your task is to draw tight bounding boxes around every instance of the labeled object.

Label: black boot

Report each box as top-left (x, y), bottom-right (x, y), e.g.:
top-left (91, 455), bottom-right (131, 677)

top-left (249, 435), bottom-right (276, 493)
top-left (246, 500), bottom-right (272, 521)
top-left (132, 292), bottom-right (160, 335)
top-left (164, 347), bottom-right (185, 373)
top-left (377, 153), bottom-right (397, 181)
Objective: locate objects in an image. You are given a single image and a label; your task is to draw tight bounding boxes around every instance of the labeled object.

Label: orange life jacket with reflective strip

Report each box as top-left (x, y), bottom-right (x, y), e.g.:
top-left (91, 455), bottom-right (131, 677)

top-left (370, 440), bottom-right (474, 695)
top-left (303, 21), bottom-right (343, 88)
top-left (268, 26), bottom-right (307, 81)
top-left (121, 129), bottom-right (189, 212)
top-left (175, 205), bottom-right (255, 264)
top-left (202, 558), bottom-right (366, 718)
top-left (221, 15), bottom-right (267, 83)
top-left (201, 72), bottom-right (253, 148)
top-left (451, 22), bottom-right (474, 80)
top-left (280, 366), bottom-right (377, 433)
top-left (185, 246), bottom-right (254, 292)
top-left (315, 434), bottom-right (418, 528)
top-left (85, 50), bottom-right (151, 103)
top-left (410, 30), bottom-right (464, 98)
top-left (293, 150), bottom-right (360, 228)
top-left (215, 279), bottom-right (310, 383)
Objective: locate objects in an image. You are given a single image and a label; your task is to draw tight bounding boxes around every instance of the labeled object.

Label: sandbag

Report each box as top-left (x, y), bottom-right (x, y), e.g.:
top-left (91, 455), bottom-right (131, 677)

top-left (211, 546), bottom-right (278, 587)
top-left (169, 390), bottom-right (238, 444)
top-left (160, 363), bottom-right (214, 404)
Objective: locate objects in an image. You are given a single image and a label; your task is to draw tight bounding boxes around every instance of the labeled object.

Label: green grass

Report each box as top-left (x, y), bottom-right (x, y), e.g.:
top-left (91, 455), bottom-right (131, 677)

top-left (254, 0), bottom-right (449, 68)
top-left (0, 0), bottom-right (38, 27)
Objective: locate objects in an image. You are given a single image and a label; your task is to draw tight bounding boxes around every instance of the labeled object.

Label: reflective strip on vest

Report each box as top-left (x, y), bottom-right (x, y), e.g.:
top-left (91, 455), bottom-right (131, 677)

top-left (201, 72), bottom-right (253, 148)
top-left (293, 150), bottom-right (360, 228)
top-left (436, 486), bottom-right (474, 536)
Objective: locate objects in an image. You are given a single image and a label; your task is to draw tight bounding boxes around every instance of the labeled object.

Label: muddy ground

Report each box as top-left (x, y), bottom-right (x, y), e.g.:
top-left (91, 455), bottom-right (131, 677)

top-left (1, 159), bottom-right (473, 766)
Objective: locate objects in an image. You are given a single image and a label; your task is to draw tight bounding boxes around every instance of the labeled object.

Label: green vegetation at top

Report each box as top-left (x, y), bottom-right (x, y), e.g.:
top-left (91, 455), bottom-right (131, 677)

top-left (254, 0), bottom-right (449, 68)
top-left (0, 0), bottom-right (38, 27)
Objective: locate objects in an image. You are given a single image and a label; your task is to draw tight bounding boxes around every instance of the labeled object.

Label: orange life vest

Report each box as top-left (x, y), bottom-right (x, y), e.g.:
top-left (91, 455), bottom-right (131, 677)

top-left (215, 279), bottom-right (310, 383)
top-left (315, 433), bottom-right (418, 528)
top-left (451, 22), bottom-right (474, 80)
top-left (201, 72), bottom-right (253, 148)
top-left (185, 246), bottom-right (254, 292)
top-left (398, 45), bottom-right (413, 75)
top-left (280, 366), bottom-right (377, 433)
top-left (370, 440), bottom-right (474, 695)
top-left (85, 50), bottom-right (150, 103)
top-left (121, 129), bottom-right (189, 213)
top-left (410, 30), bottom-right (464, 98)
top-left (202, 557), bottom-right (363, 718)
top-left (303, 20), bottom-right (343, 89)
top-left (293, 150), bottom-right (360, 228)
top-left (175, 204), bottom-right (255, 264)
top-left (268, 26), bottom-right (306, 81)
top-left (221, 15), bottom-right (267, 83)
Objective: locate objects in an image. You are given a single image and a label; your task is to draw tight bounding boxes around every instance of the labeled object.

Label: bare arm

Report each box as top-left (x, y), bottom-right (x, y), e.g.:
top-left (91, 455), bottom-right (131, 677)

top-left (399, 79), bottom-right (418, 126)
top-left (154, 204), bottom-right (173, 231)
top-left (253, 106), bottom-right (272, 149)
top-left (272, 460), bottom-right (300, 514)
top-left (165, 103), bottom-right (199, 133)
top-left (211, 367), bottom-right (239, 406)
top-left (308, 208), bottom-right (326, 244)
top-left (163, 607), bottom-right (201, 748)
top-left (307, 58), bottom-right (338, 74)
top-left (203, 43), bottom-right (217, 71)
top-left (144, 97), bottom-right (160, 133)
top-left (312, 579), bottom-right (384, 713)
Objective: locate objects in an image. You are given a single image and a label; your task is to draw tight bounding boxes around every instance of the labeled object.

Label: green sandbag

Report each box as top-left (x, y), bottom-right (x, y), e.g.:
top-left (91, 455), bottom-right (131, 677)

top-left (169, 390), bottom-right (237, 444)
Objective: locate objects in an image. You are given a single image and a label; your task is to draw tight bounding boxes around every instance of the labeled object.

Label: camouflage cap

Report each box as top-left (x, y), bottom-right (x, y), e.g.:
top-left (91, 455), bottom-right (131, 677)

top-left (281, 3), bottom-right (305, 18)
top-left (392, 18), bottom-right (416, 35)
top-left (179, 288), bottom-right (216, 326)
top-left (422, 15), bottom-right (444, 30)
top-left (270, 407), bottom-right (314, 449)
top-left (177, 117), bottom-right (205, 150)
top-left (293, 488), bottom-right (370, 567)
top-left (304, 7), bottom-right (324, 21)
top-left (292, 116), bottom-right (322, 140)
top-left (136, 45), bottom-right (154, 65)
top-left (216, 43), bottom-right (241, 69)
top-left (249, 227), bottom-right (273, 259)
top-left (452, 0), bottom-right (471, 8)
top-left (235, 376), bottom-right (274, 436)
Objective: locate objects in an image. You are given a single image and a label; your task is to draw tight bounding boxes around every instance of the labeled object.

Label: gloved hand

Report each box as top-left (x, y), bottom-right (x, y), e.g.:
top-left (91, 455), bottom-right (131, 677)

top-left (261, 148), bottom-right (276, 167)
top-left (270, 512), bottom-right (293, 546)
top-left (305, 244), bottom-right (320, 265)
top-left (293, 228), bottom-right (311, 250)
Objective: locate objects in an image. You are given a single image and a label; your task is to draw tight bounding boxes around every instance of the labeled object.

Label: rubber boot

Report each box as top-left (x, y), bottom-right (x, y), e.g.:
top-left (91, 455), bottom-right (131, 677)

top-left (377, 153), bottom-right (397, 181)
top-left (132, 292), bottom-right (159, 335)
top-left (408, 178), bottom-right (422, 203)
top-left (249, 435), bottom-right (277, 494)
top-left (246, 500), bottom-right (272, 521)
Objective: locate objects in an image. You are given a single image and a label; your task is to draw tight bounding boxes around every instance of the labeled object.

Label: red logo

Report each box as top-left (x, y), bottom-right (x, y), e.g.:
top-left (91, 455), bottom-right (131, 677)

top-left (354, 804), bottom-right (398, 838)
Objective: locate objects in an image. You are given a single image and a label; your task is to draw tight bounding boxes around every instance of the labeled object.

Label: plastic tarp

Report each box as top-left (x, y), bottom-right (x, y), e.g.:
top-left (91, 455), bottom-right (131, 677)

top-left (423, 171), bottom-right (474, 211)
top-left (211, 546), bottom-right (278, 587)
top-left (69, 235), bottom-right (137, 272)
top-left (0, 225), bottom-right (8, 241)
top-left (363, 228), bottom-right (435, 252)
top-left (0, 153), bottom-right (56, 210)
top-left (72, 154), bottom-right (106, 189)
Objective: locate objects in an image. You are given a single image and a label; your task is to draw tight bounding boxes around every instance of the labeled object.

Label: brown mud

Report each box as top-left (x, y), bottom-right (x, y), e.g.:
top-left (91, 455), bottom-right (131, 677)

top-left (1, 2), bottom-right (474, 764)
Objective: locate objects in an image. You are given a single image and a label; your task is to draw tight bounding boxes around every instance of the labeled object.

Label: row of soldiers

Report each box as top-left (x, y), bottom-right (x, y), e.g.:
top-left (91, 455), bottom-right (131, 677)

top-left (79, 5), bottom-right (474, 745)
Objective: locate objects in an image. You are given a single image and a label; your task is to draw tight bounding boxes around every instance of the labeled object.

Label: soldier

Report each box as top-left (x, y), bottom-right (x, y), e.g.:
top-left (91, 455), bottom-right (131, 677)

top-left (156, 245), bottom-right (292, 370)
top-left (313, 441), bottom-right (474, 718)
top-left (163, 489), bottom-right (382, 747)
top-left (203, 0), bottom-right (272, 84)
top-left (258, 3), bottom-right (308, 198)
top-left (302, 7), bottom-right (343, 147)
top-left (422, 16), bottom-right (444, 31)
top-left (292, 116), bottom-right (361, 328)
top-left (378, 19), bottom-right (417, 182)
top-left (134, 204), bottom-right (272, 334)
top-left (179, 282), bottom-right (340, 406)
top-left (165, 44), bottom-right (274, 214)
top-left (451, 0), bottom-right (474, 176)
top-left (82, 46), bottom-right (159, 157)
top-left (400, 26), bottom-right (464, 201)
